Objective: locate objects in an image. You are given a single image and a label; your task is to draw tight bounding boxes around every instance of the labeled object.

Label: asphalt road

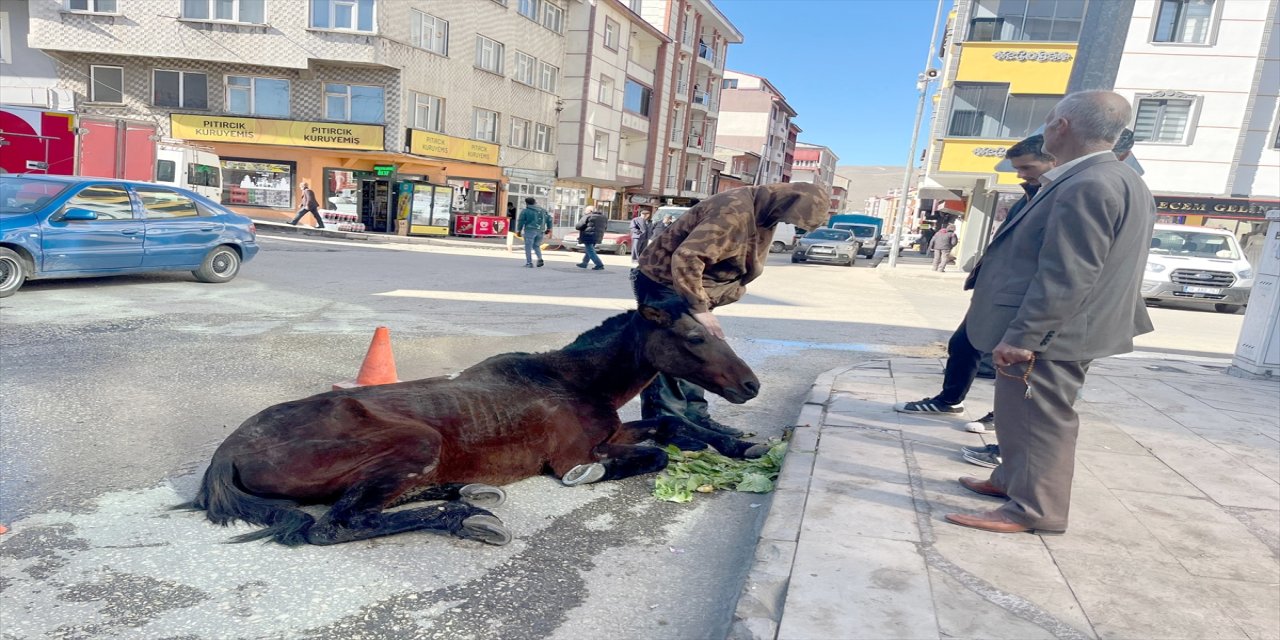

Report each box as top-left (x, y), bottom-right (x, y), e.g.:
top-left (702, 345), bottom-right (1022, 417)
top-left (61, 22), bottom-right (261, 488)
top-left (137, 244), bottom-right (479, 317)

top-left (0, 233), bottom-right (1244, 639)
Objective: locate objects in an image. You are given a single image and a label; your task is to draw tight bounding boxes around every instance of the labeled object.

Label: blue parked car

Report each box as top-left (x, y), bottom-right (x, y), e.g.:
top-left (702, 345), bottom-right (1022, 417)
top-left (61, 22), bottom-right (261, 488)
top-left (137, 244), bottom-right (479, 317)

top-left (0, 175), bottom-right (259, 298)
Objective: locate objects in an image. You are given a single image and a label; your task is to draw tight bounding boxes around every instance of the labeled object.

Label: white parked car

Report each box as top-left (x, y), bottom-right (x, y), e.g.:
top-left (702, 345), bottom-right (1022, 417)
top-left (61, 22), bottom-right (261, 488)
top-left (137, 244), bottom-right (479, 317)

top-left (1142, 223), bottom-right (1253, 314)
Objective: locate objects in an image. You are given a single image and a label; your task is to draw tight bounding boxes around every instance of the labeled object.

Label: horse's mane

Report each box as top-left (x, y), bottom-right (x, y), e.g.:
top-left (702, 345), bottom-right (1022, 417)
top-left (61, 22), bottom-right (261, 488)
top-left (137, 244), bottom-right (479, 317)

top-left (561, 293), bottom-right (690, 353)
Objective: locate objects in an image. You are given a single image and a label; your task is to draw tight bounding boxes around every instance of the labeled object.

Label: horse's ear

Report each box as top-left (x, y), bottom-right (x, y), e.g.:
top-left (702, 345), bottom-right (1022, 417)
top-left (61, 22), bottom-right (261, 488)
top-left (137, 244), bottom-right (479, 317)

top-left (638, 304), bottom-right (673, 327)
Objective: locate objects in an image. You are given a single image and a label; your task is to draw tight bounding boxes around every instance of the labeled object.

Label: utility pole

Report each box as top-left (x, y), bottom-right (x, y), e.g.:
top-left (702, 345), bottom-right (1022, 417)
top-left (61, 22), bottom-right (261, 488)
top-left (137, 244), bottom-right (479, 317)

top-left (888, 0), bottom-right (947, 268)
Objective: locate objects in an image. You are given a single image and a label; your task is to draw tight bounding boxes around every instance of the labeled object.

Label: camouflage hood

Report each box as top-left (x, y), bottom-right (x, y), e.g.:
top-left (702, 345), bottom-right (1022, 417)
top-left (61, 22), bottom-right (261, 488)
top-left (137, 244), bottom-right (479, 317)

top-left (751, 182), bottom-right (829, 230)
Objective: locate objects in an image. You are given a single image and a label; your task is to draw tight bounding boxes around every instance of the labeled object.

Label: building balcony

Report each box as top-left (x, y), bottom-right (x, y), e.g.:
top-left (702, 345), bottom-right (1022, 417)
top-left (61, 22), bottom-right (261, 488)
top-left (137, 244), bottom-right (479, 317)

top-left (696, 43), bottom-right (717, 67)
top-left (665, 175), bottom-right (679, 191)
top-left (627, 59), bottom-right (656, 89)
top-left (670, 127), bottom-right (685, 145)
top-left (686, 133), bottom-right (706, 154)
top-left (617, 161), bottom-right (645, 185)
top-left (691, 90), bottom-right (710, 111)
top-left (621, 111), bottom-right (650, 136)
top-left (674, 81), bottom-right (690, 102)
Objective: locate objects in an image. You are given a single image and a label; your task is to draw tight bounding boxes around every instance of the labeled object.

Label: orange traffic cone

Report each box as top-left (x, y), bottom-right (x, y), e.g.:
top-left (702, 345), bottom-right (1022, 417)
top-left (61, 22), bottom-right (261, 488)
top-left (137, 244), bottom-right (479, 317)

top-left (333, 326), bottom-right (402, 390)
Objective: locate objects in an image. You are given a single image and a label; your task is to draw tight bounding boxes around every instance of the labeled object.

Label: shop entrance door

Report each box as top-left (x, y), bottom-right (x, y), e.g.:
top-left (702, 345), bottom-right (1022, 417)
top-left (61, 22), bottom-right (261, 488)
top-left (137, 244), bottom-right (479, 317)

top-left (359, 179), bottom-right (393, 233)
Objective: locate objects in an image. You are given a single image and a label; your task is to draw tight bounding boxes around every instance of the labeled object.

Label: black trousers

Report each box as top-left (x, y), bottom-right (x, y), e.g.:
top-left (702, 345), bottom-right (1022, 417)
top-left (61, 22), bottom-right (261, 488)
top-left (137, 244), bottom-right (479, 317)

top-left (938, 320), bottom-right (984, 406)
top-left (290, 207), bottom-right (325, 227)
top-left (631, 269), bottom-right (711, 424)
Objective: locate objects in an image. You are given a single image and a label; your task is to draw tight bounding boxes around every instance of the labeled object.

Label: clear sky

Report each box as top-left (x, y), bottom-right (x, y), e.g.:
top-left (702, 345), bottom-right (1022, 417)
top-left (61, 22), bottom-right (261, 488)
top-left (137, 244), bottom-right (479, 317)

top-left (714, 0), bottom-right (946, 167)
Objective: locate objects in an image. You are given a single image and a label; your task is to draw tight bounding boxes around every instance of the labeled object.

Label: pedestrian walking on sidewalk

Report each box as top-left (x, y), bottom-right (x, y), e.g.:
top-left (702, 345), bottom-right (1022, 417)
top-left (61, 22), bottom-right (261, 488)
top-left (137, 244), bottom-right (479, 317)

top-left (575, 207), bottom-right (607, 271)
top-left (929, 224), bottom-right (958, 271)
top-left (633, 183), bottom-right (829, 437)
top-left (945, 91), bottom-right (1155, 535)
top-left (896, 134), bottom-right (1058, 458)
top-left (289, 183), bottom-right (325, 228)
top-left (516, 197), bottom-right (552, 268)
top-left (630, 209), bottom-right (654, 262)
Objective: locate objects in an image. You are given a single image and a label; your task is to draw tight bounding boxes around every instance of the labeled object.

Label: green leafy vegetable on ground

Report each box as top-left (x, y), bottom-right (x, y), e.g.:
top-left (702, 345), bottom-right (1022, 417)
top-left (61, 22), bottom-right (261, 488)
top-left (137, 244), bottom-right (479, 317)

top-left (652, 441), bottom-right (788, 503)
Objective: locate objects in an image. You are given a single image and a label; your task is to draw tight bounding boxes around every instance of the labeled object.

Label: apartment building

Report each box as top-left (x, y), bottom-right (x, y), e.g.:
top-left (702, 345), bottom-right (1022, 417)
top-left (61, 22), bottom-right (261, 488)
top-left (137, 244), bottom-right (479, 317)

top-left (790, 142), bottom-right (838, 198)
top-left (1111, 0), bottom-right (1279, 236)
top-left (0, 0), bottom-right (71, 110)
top-left (557, 0), bottom-right (668, 219)
top-left (632, 0), bottom-right (742, 205)
top-left (715, 70), bottom-right (797, 185)
top-left (922, 0), bottom-right (1279, 265)
top-left (26, 0), bottom-right (568, 234)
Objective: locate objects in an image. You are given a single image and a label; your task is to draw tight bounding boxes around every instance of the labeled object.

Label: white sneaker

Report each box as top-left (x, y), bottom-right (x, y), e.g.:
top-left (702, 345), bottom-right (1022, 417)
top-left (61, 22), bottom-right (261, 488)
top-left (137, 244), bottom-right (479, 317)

top-left (964, 411), bottom-right (995, 433)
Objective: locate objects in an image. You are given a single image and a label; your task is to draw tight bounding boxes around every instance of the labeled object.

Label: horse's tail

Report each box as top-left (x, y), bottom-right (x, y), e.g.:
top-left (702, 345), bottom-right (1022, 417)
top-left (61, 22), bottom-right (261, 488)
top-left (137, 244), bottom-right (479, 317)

top-left (173, 457), bottom-right (316, 546)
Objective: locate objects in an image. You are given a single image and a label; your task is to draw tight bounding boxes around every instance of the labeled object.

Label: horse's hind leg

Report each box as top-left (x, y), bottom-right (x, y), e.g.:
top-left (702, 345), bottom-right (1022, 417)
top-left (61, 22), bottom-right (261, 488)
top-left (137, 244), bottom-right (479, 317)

top-left (610, 416), bottom-right (768, 459)
top-left (305, 500), bottom-right (512, 546)
top-left (561, 443), bottom-right (669, 486)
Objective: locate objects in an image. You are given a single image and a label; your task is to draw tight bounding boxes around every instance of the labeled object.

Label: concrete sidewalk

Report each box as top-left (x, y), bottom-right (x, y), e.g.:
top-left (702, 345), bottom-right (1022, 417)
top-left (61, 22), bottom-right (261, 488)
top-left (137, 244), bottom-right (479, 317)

top-left (732, 355), bottom-right (1280, 640)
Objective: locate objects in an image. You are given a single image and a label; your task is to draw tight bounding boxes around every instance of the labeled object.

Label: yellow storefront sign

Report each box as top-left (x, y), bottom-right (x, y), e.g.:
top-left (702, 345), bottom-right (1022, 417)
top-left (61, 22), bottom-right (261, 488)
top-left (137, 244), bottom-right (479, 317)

top-left (408, 129), bottom-right (500, 166)
top-left (938, 139), bottom-right (1022, 186)
top-left (170, 114), bottom-right (383, 151)
top-left (956, 42), bottom-right (1077, 94)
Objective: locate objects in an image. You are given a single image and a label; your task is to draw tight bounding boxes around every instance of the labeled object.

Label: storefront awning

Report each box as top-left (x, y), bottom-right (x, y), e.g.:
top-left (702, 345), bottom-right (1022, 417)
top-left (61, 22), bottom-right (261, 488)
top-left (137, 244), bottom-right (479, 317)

top-left (919, 187), bottom-right (966, 200)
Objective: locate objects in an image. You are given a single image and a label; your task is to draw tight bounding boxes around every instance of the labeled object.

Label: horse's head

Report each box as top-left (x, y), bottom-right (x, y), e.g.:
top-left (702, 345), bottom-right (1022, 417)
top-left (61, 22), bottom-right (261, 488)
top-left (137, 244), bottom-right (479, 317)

top-left (636, 302), bottom-right (760, 404)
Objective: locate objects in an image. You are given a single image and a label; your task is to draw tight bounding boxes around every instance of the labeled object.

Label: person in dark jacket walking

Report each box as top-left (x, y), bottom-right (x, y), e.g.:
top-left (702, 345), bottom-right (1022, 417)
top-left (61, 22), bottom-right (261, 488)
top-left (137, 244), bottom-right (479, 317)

top-left (629, 209), bottom-right (653, 262)
top-left (289, 183), bottom-right (325, 228)
top-left (633, 183), bottom-right (829, 436)
top-left (575, 207), bottom-right (608, 270)
top-left (516, 197), bottom-right (552, 267)
top-left (929, 225), bottom-right (958, 271)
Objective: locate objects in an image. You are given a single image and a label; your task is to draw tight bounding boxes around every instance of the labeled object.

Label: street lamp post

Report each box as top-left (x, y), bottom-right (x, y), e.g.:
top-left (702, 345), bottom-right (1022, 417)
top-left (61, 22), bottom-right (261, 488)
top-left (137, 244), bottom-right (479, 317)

top-left (888, 0), bottom-right (948, 268)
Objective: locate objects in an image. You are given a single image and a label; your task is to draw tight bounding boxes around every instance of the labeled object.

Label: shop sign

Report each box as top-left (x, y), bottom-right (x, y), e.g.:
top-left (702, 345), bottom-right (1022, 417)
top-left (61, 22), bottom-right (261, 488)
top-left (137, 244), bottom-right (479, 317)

top-left (992, 50), bottom-right (1073, 62)
top-left (629, 195), bottom-right (656, 205)
top-left (171, 114), bottom-right (383, 151)
top-left (971, 146), bottom-right (1008, 157)
top-left (408, 129), bottom-right (500, 166)
top-left (1155, 195), bottom-right (1279, 220)
top-left (373, 164), bottom-right (395, 177)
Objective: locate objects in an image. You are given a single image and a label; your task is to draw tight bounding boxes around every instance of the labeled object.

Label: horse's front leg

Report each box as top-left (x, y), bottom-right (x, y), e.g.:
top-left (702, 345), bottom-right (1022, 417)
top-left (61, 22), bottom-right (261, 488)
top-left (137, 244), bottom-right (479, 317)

top-left (609, 416), bottom-right (768, 459)
top-left (560, 443), bottom-right (669, 486)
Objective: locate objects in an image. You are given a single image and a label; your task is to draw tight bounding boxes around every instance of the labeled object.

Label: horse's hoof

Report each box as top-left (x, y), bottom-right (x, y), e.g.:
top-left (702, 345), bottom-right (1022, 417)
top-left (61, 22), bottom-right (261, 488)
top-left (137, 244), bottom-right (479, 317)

top-left (460, 483), bottom-right (506, 508)
top-left (743, 443), bottom-right (771, 459)
top-left (462, 515), bottom-right (512, 546)
top-left (561, 463), bottom-right (606, 486)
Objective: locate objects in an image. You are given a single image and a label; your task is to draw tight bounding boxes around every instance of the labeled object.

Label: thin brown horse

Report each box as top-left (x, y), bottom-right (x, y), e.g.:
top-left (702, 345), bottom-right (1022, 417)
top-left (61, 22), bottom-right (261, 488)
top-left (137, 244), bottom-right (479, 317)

top-left (179, 297), bottom-right (764, 546)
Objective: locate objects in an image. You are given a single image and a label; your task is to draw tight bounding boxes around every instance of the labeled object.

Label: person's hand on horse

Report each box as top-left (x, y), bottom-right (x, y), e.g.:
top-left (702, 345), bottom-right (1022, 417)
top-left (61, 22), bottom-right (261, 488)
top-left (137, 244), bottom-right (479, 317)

top-left (992, 341), bottom-right (1034, 367)
top-left (693, 311), bottom-right (725, 340)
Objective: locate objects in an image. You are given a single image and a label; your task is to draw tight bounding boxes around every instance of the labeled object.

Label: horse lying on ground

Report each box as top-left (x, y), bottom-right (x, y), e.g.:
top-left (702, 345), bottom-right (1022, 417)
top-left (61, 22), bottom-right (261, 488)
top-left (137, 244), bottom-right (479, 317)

top-left (179, 298), bottom-right (765, 547)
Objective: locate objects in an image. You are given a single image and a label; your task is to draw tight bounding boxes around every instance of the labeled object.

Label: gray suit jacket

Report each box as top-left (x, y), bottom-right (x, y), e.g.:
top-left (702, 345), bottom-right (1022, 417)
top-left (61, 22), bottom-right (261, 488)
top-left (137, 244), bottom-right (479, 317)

top-left (963, 152), bottom-right (1156, 361)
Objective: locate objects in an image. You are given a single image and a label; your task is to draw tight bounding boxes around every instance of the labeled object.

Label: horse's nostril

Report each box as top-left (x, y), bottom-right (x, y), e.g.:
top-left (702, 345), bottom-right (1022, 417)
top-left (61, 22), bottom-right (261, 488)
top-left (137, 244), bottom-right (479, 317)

top-left (743, 380), bottom-right (760, 396)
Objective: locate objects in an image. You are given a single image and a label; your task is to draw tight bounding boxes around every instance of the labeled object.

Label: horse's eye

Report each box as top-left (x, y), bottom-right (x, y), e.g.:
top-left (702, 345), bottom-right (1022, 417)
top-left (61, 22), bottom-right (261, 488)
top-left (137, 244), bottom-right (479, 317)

top-left (687, 334), bottom-right (706, 345)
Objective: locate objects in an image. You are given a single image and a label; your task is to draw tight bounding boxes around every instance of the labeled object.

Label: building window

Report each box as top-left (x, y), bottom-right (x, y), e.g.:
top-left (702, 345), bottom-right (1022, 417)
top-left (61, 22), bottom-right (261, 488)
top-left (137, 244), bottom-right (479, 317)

top-left (722, 78), bottom-right (738, 90)
top-left (181, 0), bottom-right (265, 23)
top-left (517, 0), bottom-right (539, 21)
top-left (412, 93), bottom-right (444, 132)
top-left (604, 18), bottom-right (619, 50)
top-left (1152, 0), bottom-right (1215, 44)
top-left (542, 2), bottom-right (564, 33)
top-left (514, 51), bottom-right (536, 85)
top-left (967, 0), bottom-right (1086, 43)
top-left (0, 12), bottom-right (14, 65)
top-left (410, 11), bottom-right (448, 55)
top-left (226, 75), bottom-right (290, 117)
top-left (310, 0), bottom-right (374, 33)
top-left (537, 61), bottom-right (558, 93)
top-left (534, 123), bottom-right (553, 153)
top-left (1133, 97), bottom-right (1194, 144)
top-left (90, 65), bottom-right (124, 103)
top-left (598, 75), bottom-right (614, 106)
top-left (594, 131), bottom-right (608, 160)
top-left (947, 83), bottom-right (1053, 139)
top-left (623, 79), bottom-right (651, 117)
top-left (154, 70), bottom-right (208, 109)
top-left (324, 83), bottom-right (384, 123)
top-left (510, 117), bottom-right (530, 149)
top-left (66, 0), bottom-right (118, 13)
top-left (221, 158), bottom-right (294, 208)
top-left (473, 108), bottom-right (499, 143)
top-left (475, 36), bottom-right (505, 74)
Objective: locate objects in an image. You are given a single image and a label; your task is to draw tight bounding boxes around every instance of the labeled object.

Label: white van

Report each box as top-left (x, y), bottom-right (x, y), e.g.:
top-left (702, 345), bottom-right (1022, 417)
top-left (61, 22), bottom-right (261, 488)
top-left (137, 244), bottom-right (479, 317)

top-left (155, 140), bottom-right (221, 199)
top-left (771, 222), bottom-right (798, 253)
top-left (1143, 223), bottom-right (1253, 314)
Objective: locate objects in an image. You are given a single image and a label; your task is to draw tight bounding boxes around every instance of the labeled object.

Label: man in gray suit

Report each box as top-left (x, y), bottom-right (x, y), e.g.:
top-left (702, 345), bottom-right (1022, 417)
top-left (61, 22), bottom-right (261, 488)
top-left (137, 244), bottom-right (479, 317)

top-left (944, 91), bottom-right (1156, 534)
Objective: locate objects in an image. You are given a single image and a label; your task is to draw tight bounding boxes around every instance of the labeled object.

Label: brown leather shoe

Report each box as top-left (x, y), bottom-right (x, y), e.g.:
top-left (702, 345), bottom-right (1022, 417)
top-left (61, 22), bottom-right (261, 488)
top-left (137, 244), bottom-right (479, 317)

top-left (959, 476), bottom-right (1007, 499)
top-left (945, 510), bottom-right (1065, 535)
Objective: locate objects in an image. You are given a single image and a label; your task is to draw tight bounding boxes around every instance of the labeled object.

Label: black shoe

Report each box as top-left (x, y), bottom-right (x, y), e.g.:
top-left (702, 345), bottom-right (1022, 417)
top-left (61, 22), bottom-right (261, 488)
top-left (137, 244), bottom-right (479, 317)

top-left (961, 444), bottom-right (1001, 468)
top-left (537, 259), bottom-right (545, 267)
top-left (697, 418), bottom-right (747, 438)
top-left (524, 263), bottom-right (534, 268)
top-left (576, 263), bottom-right (588, 269)
top-left (965, 412), bottom-right (995, 433)
top-left (894, 397), bottom-right (964, 414)
top-left (592, 265), bottom-right (605, 270)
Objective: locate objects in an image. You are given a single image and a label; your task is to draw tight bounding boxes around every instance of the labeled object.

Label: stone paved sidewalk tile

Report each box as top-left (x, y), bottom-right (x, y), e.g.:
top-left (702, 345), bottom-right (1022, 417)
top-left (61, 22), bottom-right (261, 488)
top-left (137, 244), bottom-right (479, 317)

top-left (1076, 449), bottom-right (1204, 497)
top-left (928, 568), bottom-right (1059, 640)
top-left (1041, 468), bottom-right (1182, 566)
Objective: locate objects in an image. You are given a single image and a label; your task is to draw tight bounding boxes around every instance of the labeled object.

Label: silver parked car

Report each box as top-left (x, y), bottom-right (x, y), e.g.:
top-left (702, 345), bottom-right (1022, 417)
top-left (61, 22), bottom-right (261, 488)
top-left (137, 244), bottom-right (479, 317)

top-left (791, 227), bottom-right (860, 267)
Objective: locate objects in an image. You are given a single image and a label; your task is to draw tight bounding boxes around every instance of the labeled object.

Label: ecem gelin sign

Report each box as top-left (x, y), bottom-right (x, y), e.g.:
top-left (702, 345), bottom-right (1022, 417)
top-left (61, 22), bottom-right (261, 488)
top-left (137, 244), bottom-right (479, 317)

top-left (1155, 195), bottom-right (1279, 220)
top-left (171, 115), bottom-right (383, 151)
top-left (408, 129), bottom-right (500, 166)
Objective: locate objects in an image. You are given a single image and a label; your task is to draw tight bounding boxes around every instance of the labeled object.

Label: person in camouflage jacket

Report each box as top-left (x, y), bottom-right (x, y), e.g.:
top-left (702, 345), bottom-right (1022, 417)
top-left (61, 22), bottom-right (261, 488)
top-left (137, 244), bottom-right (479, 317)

top-left (632, 182), bottom-right (829, 435)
